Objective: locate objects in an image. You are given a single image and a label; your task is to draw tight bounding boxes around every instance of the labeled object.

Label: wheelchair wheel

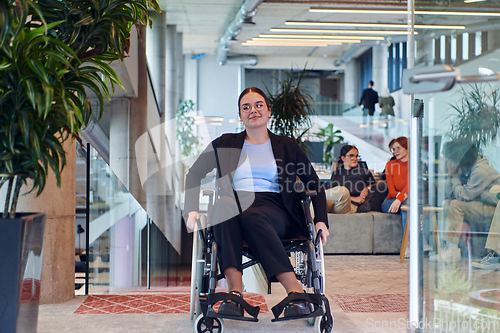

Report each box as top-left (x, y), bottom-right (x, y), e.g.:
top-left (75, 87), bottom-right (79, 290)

top-left (194, 314), bottom-right (224, 333)
top-left (314, 313), bottom-right (334, 333)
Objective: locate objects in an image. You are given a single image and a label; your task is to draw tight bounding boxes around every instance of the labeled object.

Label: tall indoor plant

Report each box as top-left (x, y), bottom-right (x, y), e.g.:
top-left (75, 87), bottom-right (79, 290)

top-left (0, 0), bottom-right (160, 331)
top-left (447, 83), bottom-right (500, 147)
top-left (265, 67), bottom-right (315, 150)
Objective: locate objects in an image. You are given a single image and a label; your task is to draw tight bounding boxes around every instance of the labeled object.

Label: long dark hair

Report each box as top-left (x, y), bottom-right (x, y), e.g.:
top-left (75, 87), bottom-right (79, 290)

top-left (238, 87), bottom-right (270, 114)
top-left (338, 144), bottom-right (357, 169)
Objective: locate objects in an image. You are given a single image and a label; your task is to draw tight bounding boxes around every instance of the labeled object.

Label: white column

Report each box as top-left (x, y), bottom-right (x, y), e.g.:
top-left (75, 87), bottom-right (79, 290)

top-left (343, 59), bottom-right (358, 106)
top-left (416, 38), bottom-right (434, 67)
top-left (488, 30), bottom-right (500, 51)
top-left (372, 44), bottom-right (389, 93)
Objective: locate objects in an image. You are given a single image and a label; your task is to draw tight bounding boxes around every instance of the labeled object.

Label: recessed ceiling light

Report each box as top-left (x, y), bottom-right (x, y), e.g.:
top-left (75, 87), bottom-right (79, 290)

top-left (243, 39), bottom-right (340, 47)
top-left (310, 9), bottom-right (408, 15)
top-left (309, 8), bottom-right (499, 17)
top-left (260, 34), bottom-right (385, 40)
top-left (270, 28), bottom-right (416, 35)
top-left (243, 41), bottom-right (330, 47)
top-left (253, 37), bottom-right (360, 43)
top-left (285, 21), bottom-right (466, 30)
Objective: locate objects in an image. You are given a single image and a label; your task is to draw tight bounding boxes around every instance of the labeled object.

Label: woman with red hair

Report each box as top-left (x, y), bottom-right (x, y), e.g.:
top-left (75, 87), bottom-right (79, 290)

top-left (381, 136), bottom-right (409, 229)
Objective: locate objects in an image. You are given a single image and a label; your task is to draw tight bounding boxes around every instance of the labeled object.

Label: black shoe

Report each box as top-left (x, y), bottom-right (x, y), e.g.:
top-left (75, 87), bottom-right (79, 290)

top-left (283, 293), bottom-right (312, 318)
top-left (218, 291), bottom-right (244, 317)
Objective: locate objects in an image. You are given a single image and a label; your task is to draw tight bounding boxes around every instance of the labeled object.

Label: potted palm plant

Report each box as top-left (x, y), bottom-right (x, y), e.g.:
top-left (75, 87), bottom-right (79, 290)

top-left (447, 83), bottom-right (500, 146)
top-left (265, 67), bottom-right (315, 150)
top-left (314, 124), bottom-right (344, 166)
top-left (0, 0), bottom-right (160, 331)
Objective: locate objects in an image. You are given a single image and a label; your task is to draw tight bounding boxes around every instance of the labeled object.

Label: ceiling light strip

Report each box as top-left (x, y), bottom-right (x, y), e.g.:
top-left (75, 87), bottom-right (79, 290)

top-left (252, 37), bottom-right (361, 43)
top-left (260, 34), bottom-right (384, 40)
top-left (270, 28), bottom-right (415, 35)
top-left (310, 8), bottom-right (500, 17)
top-left (243, 41), bottom-right (331, 47)
top-left (285, 21), bottom-right (465, 29)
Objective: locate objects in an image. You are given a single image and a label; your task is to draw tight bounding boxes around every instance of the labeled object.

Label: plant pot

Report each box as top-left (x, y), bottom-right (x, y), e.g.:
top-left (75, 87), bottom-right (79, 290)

top-left (0, 213), bottom-right (46, 333)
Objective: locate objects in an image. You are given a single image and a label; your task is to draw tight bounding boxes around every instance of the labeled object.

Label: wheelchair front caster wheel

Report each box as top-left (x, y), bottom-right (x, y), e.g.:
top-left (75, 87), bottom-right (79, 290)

top-left (194, 314), bottom-right (224, 333)
top-left (314, 314), bottom-right (334, 333)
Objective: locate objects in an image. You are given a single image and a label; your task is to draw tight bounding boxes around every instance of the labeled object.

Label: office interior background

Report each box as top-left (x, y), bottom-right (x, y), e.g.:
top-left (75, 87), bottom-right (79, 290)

top-left (6, 0), bottom-right (500, 330)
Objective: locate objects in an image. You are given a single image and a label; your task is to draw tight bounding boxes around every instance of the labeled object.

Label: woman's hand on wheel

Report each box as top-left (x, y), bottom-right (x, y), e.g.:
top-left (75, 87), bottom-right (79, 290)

top-left (186, 211), bottom-right (201, 230)
top-left (315, 222), bottom-right (329, 245)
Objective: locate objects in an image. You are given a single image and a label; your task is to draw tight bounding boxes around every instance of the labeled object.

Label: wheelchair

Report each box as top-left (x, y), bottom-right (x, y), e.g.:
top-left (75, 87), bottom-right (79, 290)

top-left (189, 190), bottom-right (334, 333)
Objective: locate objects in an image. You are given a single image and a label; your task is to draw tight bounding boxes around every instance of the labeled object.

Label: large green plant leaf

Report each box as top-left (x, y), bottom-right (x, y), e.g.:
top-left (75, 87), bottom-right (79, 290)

top-left (0, 0), bottom-right (161, 215)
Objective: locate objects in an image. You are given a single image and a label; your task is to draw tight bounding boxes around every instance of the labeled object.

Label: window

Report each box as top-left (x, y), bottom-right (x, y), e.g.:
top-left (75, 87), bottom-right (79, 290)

top-left (387, 42), bottom-right (407, 92)
top-left (358, 49), bottom-right (372, 97)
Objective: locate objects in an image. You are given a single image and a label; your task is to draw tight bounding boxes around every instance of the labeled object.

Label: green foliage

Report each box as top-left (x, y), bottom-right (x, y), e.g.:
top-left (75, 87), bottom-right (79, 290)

top-left (0, 0), bottom-right (160, 217)
top-left (448, 83), bottom-right (500, 147)
top-left (264, 66), bottom-right (314, 150)
top-left (314, 124), bottom-right (344, 165)
top-left (176, 100), bottom-right (201, 159)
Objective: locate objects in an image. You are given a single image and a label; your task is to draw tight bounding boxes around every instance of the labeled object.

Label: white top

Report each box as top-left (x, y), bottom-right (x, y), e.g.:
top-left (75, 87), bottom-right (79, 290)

top-left (232, 139), bottom-right (279, 193)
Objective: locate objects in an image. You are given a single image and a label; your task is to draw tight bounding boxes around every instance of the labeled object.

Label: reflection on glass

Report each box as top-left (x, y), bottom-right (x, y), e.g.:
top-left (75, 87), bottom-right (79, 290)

top-left (86, 147), bottom-right (148, 292)
top-left (415, 6), bottom-right (500, 330)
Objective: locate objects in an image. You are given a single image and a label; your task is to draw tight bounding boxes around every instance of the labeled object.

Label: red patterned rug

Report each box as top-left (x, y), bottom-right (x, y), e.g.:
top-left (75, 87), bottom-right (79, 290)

top-left (331, 294), bottom-right (408, 313)
top-left (75, 293), bottom-right (269, 314)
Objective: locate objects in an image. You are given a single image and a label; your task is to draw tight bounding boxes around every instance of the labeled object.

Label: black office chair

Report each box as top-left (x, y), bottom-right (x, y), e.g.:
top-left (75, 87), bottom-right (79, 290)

top-left (189, 190), bottom-right (333, 333)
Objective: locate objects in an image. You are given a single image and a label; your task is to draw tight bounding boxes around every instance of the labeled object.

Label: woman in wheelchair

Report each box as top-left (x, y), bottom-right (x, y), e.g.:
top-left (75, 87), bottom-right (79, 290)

top-left (184, 87), bottom-right (330, 322)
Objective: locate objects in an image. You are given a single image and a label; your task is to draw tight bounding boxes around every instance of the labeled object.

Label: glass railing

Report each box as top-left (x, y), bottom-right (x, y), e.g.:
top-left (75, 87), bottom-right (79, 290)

top-left (311, 93), bottom-right (355, 116)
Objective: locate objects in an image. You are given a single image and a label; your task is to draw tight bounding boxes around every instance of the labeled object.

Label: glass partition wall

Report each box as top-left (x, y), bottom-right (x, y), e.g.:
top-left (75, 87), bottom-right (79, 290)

top-left (76, 144), bottom-right (183, 295)
top-left (410, 4), bottom-right (500, 332)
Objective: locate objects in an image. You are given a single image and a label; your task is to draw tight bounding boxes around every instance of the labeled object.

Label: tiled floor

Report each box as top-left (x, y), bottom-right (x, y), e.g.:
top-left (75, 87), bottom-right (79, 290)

top-left (43, 254), bottom-right (500, 332)
top-left (38, 255), bottom-right (413, 333)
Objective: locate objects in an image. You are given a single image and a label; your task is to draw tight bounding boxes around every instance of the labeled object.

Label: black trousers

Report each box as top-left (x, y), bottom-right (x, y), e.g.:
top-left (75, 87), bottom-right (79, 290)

top-left (212, 192), bottom-right (303, 280)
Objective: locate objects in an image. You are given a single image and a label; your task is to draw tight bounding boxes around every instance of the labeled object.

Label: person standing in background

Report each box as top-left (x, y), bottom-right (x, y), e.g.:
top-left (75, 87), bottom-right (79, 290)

top-left (357, 80), bottom-right (379, 118)
top-left (378, 87), bottom-right (395, 118)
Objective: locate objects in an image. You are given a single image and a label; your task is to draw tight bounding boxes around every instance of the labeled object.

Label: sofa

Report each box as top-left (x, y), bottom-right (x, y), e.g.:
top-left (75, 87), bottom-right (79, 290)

top-left (322, 212), bottom-right (404, 254)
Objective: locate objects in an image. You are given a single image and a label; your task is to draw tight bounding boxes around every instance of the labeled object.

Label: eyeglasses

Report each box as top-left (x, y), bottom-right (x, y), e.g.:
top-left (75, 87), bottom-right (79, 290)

top-left (390, 147), bottom-right (402, 153)
top-left (346, 154), bottom-right (360, 159)
top-left (240, 102), bottom-right (266, 113)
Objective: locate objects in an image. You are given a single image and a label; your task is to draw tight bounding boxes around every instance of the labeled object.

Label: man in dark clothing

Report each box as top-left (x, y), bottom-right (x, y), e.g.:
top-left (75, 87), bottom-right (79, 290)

top-left (357, 80), bottom-right (379, 117)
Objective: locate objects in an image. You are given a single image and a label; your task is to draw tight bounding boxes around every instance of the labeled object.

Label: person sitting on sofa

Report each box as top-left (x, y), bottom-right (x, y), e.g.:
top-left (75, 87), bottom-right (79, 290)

top-left (380, 138), bottom-right (397, 181)
top-left (429, 139), bottom-right (500, 264)
top-left (325, 145), bottom-right (379, 214)
top-left (381, 136), bottom-right (409, 228)
top-left (472, 190), bottom-right (500, 270)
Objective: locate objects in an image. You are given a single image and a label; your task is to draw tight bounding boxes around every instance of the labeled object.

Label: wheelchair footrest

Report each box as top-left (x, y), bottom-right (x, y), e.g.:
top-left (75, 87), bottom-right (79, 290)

top-left (207, 310), bottom-right (259, 322)
top-left (207, 292), bottom-right (260, 321)
top-left (271, 292), bottom-right (324, 321)
top-left (271, 308), bottom-right (324, 322)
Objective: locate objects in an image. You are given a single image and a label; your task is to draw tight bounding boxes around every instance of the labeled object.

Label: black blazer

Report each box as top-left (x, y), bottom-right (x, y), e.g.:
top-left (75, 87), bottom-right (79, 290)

top-left (359, 88), bottom-right (379, 111)
top-left (184, 130), bottom-right (328, 232)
